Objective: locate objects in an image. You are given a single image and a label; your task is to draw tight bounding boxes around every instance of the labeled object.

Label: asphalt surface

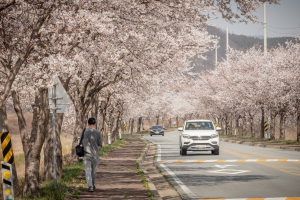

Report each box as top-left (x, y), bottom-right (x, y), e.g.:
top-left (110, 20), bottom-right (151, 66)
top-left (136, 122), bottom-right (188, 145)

top-left (144, 131), bottom-right (300, 200)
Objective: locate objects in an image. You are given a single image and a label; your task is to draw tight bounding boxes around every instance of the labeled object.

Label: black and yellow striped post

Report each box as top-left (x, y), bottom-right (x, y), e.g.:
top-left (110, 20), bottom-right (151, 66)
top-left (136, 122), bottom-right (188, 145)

top-left (0, 132), bottom-right (15, 164)
top-left (264, 121), bottom-right (268, 132)
top-left (226, 123), bottom-right (229, 135)
top-left (215, 123), bottom-right (218, 128)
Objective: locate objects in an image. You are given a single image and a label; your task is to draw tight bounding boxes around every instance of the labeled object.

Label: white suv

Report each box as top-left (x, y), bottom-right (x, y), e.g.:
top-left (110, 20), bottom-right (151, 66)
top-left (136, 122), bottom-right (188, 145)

top-left (179, 119), bottom-right (221, 155)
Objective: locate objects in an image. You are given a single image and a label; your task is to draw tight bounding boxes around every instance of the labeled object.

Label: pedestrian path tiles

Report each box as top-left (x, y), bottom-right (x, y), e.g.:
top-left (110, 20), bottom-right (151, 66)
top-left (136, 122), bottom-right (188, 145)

top-left (160, 159), bottom-right (300, 163)
top-left (199, 198), bottom-right (300, 200)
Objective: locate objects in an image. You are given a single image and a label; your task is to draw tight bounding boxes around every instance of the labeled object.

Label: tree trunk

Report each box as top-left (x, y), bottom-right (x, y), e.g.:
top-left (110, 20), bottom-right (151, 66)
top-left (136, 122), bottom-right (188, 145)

top-left (130, 118), bottom-right (134, 133)
top-left (235, 116), bottom-right (239, 136)
top-left (249, 114), bottom-right (254, 138)
top-left (71, 108), bottom-right (85, 162)
top-left (279, 111), bottom-right (286, 140)
top-left (141, 117), bottom-right (144, 131)
top-left (91, 95), bottom-right (99, 129)
top-left (12, 88), bottom-right (49, 196)
top-left (242, 116), bottom-right (247, 136)
top-left (225, 115), bottom-right (228, 135)
top-left (156, 115), bottom-right (159, 125)
top-left (43, 113), bottom-right (63, 181)
top-left (176, 116), bottom-right (179, 127)
top-left (137, 117), bottom-right (142, 132)
top-left (270, 109), bottom-right (277, 140)
top-left (261, 106), bottom-right (265, 138)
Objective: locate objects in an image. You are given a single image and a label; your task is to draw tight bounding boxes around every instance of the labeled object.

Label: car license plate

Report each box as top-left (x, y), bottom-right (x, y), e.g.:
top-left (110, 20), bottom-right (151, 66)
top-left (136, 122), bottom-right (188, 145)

top-left (195, 145), bottom-right (206, 148)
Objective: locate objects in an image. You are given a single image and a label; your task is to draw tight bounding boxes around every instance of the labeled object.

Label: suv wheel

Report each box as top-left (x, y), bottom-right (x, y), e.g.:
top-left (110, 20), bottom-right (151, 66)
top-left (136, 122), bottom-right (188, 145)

top-left (162, 134), bottom-right (164, 136)
top-left (150, 134), bottom-right (152, 136)
top-left (182, 149), bottom-right (187, 155)
top-left (213, 149), bottom-right (219, 155)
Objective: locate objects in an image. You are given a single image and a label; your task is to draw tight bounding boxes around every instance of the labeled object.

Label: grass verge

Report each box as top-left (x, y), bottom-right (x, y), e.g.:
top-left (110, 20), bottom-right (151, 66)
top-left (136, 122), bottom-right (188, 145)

top-left (134, 162), bottom-right (155, 200)
top-left (99, 136), bottom-right (127, 158)
top-left (18, 162), bottom-right (86, 200)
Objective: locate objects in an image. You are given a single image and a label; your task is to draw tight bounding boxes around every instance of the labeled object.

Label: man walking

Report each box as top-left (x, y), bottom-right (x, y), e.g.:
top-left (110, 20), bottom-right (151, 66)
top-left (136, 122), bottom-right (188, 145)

top-left (80, 118), bottom-right (102, 192)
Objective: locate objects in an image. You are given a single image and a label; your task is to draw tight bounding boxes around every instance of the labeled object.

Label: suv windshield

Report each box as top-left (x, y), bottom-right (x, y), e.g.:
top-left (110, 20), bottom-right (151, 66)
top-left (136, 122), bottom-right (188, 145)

top-left (185, 122), bottom-right (214, 130)
top-left (152, 126), bottom-right (163, 129)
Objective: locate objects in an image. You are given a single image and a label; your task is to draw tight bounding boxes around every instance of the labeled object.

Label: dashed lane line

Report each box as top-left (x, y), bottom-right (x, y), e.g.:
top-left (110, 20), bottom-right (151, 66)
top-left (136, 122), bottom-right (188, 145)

top-left (160, 159), bottom-right (300, 163)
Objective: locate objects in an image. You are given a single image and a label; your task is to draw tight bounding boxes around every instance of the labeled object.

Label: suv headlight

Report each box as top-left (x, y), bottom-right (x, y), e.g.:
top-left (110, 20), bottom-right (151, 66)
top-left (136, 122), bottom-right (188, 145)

top-left (211, 133), bottom-right (219, 138)
top-left (182, 134), bottom-right (190, 139)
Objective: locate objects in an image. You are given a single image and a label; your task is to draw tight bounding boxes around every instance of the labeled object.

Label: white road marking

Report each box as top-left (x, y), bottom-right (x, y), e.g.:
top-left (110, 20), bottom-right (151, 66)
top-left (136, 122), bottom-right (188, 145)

top-left (215, 164), bottom-right (237, 168)
top-left (208, 169), bottom-right (250, 175)
top-left (157, 144), bottom-right (198, 199)
top-left (224, 160), bottom-right (238, 162)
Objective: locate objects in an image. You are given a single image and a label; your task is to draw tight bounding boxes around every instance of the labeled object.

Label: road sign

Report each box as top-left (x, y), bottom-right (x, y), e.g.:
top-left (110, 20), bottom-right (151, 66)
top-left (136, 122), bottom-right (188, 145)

top-left (1, 161), bottom-right (14, 200)
top-left (124, 124), bottom-right (126, 130)
top-left (48, 76), bottom-right (72, 113)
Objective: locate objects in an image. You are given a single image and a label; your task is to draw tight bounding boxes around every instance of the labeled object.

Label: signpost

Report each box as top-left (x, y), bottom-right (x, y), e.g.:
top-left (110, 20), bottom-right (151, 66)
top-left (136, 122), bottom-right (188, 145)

top-left (48, 76), bottom-right (72, 188)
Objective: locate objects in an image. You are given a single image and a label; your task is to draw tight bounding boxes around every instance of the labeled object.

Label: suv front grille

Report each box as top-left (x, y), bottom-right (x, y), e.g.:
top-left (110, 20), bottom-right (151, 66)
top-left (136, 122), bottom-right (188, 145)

top-left (190, 136), bottom-right (211, 140)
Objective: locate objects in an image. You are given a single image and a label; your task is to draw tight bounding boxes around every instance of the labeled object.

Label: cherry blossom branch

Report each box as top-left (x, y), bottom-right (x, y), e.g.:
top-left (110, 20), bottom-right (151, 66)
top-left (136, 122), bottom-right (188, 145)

top-left (0, 0), bottom-right (15, 12)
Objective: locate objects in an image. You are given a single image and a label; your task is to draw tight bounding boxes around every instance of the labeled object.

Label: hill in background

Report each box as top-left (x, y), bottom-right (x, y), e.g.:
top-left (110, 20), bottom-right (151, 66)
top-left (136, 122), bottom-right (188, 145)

top-left (190, 26), bottom-right (298, 73)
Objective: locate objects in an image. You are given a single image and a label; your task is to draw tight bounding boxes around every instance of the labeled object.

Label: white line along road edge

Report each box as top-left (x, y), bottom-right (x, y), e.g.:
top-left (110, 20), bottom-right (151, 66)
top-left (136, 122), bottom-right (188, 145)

top-left (157, 144), bottom-right (198, 199)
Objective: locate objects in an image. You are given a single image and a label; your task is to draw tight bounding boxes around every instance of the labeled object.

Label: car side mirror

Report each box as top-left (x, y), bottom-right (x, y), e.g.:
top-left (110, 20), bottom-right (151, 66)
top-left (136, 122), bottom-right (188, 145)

top-left (216, 127), bottom-right (221, 131)
top-left (178, 127), bottom-right (183, 131)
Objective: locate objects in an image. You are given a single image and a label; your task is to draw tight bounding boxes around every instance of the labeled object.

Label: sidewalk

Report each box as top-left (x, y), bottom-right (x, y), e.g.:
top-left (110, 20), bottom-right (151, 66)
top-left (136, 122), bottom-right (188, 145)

top-left (78, 135), bottom-right (150, 200)
top-left (220, 136), bottom-right (300, 151)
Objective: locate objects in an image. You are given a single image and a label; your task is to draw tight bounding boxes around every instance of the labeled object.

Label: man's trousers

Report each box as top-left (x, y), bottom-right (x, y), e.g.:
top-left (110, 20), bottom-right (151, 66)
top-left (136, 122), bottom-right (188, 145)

top-left (84, 156), bottom-right (99, 188)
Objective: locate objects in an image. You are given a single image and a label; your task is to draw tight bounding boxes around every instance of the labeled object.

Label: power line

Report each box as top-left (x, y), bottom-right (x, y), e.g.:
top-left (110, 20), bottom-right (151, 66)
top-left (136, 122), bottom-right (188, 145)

top-left (267, 29), bottom-right (299, 35)
top-left (254, 25), bottom-right (263, 38)
top-left (267, 25), bottom-right (300, 30)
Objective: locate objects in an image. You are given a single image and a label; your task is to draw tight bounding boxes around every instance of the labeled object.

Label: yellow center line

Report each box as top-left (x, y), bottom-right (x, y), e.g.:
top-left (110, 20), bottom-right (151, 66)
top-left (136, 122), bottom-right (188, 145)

top-left (194, 160), bottom-right (206, 162)
top-left (173, 160), bottom-right (186, 163)
top-left (286, 198), bottom-right (300, 200)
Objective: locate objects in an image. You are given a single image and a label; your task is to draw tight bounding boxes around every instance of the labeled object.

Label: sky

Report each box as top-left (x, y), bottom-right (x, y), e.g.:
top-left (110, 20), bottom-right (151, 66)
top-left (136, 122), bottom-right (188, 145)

top-left (207, 0), bottom-right (300, 38)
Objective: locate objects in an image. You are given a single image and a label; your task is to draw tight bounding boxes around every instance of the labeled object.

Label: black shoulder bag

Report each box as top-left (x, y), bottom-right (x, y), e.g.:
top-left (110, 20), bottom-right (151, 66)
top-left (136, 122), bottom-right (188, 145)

top-left (75, 128), bottom-right (86, 157)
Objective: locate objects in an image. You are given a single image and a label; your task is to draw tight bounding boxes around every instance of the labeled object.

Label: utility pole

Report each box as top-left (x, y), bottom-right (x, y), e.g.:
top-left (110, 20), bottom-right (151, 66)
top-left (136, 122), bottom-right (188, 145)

top-left (264, 2), bottom-right (267, 55)
top-left (215, 47), bottom-right (218, 66)
top-left (226, 27), bottom-right (229, 62)
top-left (263, 2), bottom-right (270, 139)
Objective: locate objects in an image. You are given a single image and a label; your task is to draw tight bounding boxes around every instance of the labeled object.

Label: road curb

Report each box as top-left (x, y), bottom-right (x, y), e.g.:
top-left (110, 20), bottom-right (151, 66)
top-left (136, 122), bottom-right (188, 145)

top-left (220, 137), bottom-right (300, 151)
top-left (136, 140), bottom-right (162, 200)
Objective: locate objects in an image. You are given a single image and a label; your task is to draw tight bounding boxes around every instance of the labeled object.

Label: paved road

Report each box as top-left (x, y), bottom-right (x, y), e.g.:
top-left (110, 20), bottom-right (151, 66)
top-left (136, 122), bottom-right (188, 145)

top-left (144, 131), bottom-right (300, 200)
